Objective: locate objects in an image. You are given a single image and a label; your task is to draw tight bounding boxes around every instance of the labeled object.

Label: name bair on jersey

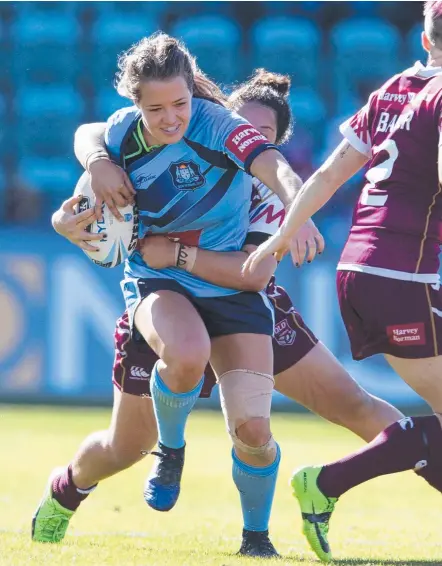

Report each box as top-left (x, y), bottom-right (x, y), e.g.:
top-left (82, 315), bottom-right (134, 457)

top-left (338, 61), bottom-right (442, 284)
top-left (105, 97), bottom-right (276, 297)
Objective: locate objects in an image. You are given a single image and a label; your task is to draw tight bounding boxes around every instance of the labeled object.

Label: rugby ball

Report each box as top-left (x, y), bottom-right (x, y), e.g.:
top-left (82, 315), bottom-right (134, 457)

top-left (73, 171), bottom-right (138, 268)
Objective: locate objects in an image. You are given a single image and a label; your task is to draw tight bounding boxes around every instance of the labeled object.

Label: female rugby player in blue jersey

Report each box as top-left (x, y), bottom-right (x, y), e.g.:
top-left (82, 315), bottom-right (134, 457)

top-left (33, 33), bottom-right (320, 557)
top-left (35, 60), bottom-right (404, 558)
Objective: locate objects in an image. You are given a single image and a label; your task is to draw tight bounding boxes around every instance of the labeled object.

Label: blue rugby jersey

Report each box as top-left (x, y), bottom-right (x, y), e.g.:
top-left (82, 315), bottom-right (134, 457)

top-left (105, 98), bottom-right (277, 297)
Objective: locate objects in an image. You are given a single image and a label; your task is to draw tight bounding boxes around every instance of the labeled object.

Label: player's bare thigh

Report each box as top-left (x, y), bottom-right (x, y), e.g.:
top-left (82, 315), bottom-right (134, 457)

top-left (275, 342), bottom-right (403, 441)
top-left (134, 290), bottom-right (210, 391)
top-left (210, 333), bottom-right (273, 376)
top-left (385, 354), bottom-right (442, 416)
top-left (274, 342), bottom-right (366, 417)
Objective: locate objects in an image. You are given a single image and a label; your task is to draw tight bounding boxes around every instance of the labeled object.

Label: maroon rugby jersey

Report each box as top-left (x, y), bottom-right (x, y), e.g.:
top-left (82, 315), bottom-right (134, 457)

top-left (338, 62), bottom-right (442, 279)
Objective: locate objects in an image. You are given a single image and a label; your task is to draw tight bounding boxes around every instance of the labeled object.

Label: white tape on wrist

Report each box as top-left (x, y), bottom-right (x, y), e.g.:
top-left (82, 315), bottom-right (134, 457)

top-left (175, 244), bottom-right (197, 272)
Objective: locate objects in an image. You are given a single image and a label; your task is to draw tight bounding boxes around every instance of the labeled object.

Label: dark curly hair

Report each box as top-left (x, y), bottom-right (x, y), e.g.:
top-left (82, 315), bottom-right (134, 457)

top-left (228, 68), bottom-right (292, 144)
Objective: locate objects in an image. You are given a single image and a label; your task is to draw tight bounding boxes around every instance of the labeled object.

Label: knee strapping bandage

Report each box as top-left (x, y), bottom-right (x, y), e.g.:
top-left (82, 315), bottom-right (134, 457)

top-left (218, 369), bottom-right (276, 456)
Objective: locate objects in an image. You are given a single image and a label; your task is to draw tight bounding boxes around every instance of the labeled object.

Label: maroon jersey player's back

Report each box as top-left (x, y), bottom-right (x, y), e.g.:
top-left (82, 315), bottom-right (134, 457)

top-left (338, 62), bottom-right (442, 280)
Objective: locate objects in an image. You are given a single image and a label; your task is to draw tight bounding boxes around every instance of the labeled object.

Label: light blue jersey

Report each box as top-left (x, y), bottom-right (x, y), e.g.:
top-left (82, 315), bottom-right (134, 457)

top-left (105, 97), bottom-right (276, 297)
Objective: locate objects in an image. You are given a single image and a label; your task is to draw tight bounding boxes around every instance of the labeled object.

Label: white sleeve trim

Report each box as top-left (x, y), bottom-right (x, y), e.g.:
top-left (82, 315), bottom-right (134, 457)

top-left (339, 119), bottom-right (372, 158)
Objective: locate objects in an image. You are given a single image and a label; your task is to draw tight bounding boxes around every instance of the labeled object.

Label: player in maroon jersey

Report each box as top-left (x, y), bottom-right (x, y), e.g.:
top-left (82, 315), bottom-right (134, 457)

top-left (244, 2), bottom-right (442, 561)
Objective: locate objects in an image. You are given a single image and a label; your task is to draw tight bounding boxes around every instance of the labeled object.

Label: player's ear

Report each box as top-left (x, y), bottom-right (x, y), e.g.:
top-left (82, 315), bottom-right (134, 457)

top-left (422, 31), bottom-right (431, 53)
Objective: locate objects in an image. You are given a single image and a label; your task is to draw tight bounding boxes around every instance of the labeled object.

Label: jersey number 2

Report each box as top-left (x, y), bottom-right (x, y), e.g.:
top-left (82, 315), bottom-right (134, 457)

top-left (361, 139), bottom-right (398, 206)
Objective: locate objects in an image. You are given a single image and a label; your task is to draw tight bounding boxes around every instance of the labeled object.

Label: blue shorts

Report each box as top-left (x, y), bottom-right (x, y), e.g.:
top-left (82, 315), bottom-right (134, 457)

top-left (122, 277), bottom-right (274, 338)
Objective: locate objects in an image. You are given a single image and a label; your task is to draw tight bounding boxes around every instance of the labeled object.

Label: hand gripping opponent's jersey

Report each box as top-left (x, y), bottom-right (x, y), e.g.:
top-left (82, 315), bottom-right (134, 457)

top-left (105, 98), bottom-right (276, 297)
top-left (338, 61), bottom-right (442, 282)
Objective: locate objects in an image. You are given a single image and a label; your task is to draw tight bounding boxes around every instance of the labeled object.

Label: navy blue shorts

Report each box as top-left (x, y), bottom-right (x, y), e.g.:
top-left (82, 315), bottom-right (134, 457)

top-left (122, 277), bottom-right (274, 338)
top-left (114, 278), bottom-right (318, 397)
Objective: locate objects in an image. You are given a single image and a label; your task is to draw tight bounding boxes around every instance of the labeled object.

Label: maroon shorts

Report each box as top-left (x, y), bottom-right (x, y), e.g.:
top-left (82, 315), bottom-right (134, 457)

top-left (112, 280), bottom-right (318, 397)
top-left (337, 270), bottom-right (442, 360)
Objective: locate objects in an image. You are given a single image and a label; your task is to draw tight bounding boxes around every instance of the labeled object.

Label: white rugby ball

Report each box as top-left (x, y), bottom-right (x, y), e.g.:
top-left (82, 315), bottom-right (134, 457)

top-left (73, 171), bottom-right (138, 268)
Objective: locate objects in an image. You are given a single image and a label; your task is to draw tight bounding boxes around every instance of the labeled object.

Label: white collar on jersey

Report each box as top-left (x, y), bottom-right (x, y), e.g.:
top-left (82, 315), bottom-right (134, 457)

top-left (405, 60), bottom-right (442, 78)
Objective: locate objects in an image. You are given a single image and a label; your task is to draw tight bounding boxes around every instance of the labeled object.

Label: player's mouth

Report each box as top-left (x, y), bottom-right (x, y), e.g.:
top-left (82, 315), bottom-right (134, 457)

top-left (161, 125), bottom-right (181, 136)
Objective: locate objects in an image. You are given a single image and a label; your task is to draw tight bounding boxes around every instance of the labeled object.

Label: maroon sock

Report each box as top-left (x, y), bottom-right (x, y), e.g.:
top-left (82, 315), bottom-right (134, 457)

top-left (51, 465), bottom-right (97, 511)
top-left (414, 416), bottom-right (442, 493)
top-left (415, 464), bottom-right (442, 493)
top-left (318, 416), bottom-right (442, 499)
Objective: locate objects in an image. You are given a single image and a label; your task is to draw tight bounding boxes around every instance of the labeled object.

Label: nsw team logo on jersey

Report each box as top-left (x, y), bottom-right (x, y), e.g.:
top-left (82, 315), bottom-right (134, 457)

top-left (169, 161), bottom-right (205, 191)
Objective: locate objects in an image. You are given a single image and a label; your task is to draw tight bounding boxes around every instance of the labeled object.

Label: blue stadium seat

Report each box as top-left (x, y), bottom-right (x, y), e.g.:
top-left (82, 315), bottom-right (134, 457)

top-left (407, 23), bottom-right (426, 65)
top-left (0, 19), bottom-right (12, 91)
top-left (330, 18), bottom-right (402, 113)
top-left (92, 1), bottom-right (169, 22)
top-left (289, 87), bottom-right (326, 140)
top-left (18, 157), bottom-right (81, 195)
top-left (0, 164), bottom-right (5, 194)
top-left (0, 164), bottom-right (5, 220)
top-left (91, 13), bottom-right (159, 85)
top-left (0, 92), bottom-right (5, 118)
top-left (171, 16), bottom-right (241, 85)
top-left (250, 17), bottom-right (321, 88)
top-left (95, 89), bottom-right (130, 121)
top-left (11, 11), bottom-right (81, 85)
top-left (0, 93), bottom-right (6, 155)
top-left (16, 86), bottom-right (85, 157)
top-left (14, 2), bottom-right (81, 17)
top-left (348, 1), bottom-right (378, 17)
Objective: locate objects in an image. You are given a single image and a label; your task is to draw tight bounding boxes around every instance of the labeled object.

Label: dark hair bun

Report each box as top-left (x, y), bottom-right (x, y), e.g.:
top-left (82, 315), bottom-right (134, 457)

top-left (251, 68), bottom-right (291, 97)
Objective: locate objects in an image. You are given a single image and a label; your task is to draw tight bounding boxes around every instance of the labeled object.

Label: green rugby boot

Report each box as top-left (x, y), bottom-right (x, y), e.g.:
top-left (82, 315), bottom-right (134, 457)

top-left (32, 468), bottom-right (75, 543)
top-left (290, 466), bottom-right (337, 563)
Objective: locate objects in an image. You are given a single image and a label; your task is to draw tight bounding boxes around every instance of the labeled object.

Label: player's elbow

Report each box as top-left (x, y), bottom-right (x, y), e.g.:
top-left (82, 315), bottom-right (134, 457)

top-left (51, 209), bottom-right (62, 234)
top-left (74, 123), bottom-right (89, 142)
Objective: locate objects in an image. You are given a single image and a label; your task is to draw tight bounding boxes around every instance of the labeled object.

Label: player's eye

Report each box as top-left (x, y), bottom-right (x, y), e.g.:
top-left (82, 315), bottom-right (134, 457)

top-left (148, 108), bottom-right (161, 113)
top-left (175, 102), bottom-right (187, 107)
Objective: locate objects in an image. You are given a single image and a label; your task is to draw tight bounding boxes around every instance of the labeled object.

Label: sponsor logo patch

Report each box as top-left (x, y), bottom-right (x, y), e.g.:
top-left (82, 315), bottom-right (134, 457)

top-left (130, 366), bottom-right (149, 380)
top-left (386, 322), bottom-right (426, 346)
top-left (169, 161), bottom-right (205, 191)
top-left (274, 318), bottom-right (296, 347)
top-left (225, 125), bottom-right (268, 161)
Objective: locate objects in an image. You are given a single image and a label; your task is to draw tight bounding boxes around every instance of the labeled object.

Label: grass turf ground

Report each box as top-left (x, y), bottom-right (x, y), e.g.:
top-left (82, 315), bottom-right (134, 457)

top-left (0, 406), bottom-right (441, 566)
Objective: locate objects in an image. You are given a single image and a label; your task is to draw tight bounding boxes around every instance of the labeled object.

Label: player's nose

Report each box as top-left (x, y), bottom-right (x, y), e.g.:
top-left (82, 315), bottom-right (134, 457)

top-left (163, 107), bottom-right (177, 125)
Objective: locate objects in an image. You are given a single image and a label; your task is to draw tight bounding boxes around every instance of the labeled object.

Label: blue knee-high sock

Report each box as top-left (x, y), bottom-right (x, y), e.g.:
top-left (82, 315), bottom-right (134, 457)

top-left (150, 361), bottom-right (204, 449)
top-left (232, 444), bottom-right (281, 532)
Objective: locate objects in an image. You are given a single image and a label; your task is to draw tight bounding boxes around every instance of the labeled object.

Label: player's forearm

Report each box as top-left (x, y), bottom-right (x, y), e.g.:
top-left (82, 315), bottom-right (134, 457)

top-left (192, 247), bottom-right (276, 291)
top-left (279, 171), bottom-right (335, 240)
top-left (279, 140), bottom-right (369, 241)
top-left (74, 122), bottom-right (108, 171)
top-left (250, 149), bottom-right (302, 208)
top-left (172, 244), bottom-right (276, 292)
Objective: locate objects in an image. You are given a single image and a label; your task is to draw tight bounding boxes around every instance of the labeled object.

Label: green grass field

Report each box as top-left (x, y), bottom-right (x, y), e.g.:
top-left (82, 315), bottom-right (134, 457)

top-left (0, 406), bottom-right (441, 566)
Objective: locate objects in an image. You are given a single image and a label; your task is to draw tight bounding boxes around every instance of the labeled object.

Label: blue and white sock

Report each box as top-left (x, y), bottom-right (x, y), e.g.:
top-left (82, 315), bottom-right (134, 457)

top-left (232, 444), bottom-right (281, 532)
top-left (150, 361), bottom-right (204, 449)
